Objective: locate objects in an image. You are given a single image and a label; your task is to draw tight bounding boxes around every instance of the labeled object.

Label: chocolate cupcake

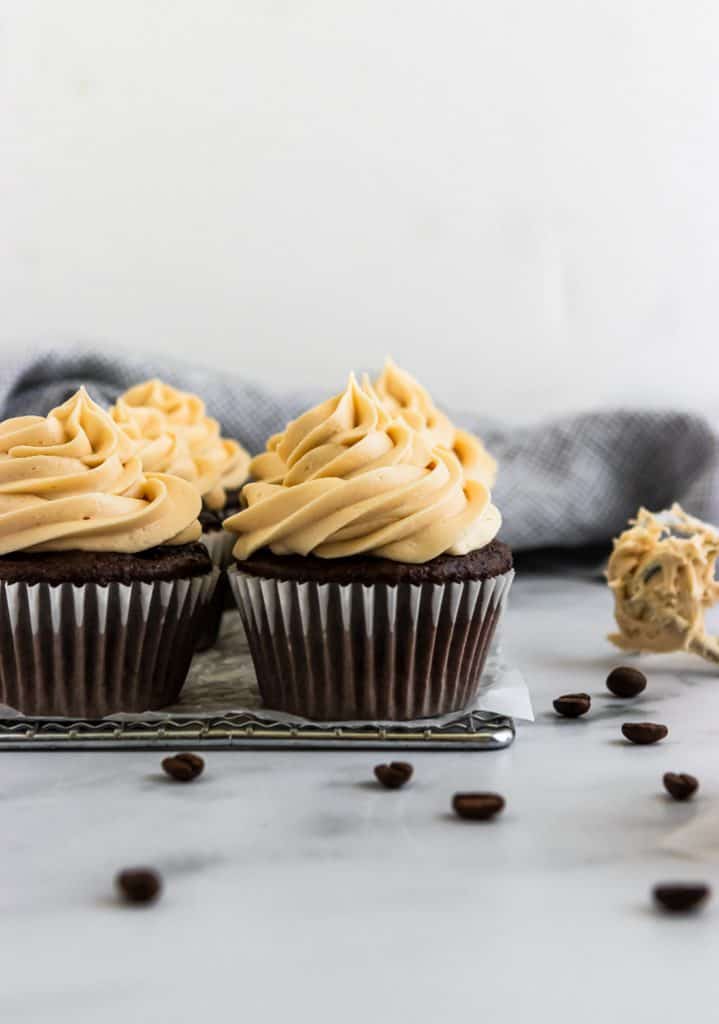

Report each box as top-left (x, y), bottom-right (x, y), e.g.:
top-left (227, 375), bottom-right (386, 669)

top-left (224, 375), bottom-right (513, 721)
top-left (0, 389), bottom-right (217, 716)
top-left (110, 380), bottom-right (250, 648)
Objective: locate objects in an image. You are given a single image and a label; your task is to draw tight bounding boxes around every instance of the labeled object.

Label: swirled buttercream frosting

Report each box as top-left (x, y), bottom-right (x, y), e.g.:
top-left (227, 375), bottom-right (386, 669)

top-left (372, 359), bottom-right (497, 486)
top-left (0, 388), bottom-right (202, 554)
top-left (224, 375), bottom-right (501, 563)
top-left (112, 380), bottom-right (250, 510)
top-left (251, 360), bottom-right (497, 489)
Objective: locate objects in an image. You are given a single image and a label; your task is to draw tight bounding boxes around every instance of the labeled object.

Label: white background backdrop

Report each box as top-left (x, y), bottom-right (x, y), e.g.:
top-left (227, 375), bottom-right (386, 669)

top-left (2, 1), bottom-right (717, 422)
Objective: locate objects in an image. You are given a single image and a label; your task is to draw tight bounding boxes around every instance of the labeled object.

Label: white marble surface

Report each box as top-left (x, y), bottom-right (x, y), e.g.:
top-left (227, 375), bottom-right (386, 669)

top-left (2, 573), bottom-right (719, 1024)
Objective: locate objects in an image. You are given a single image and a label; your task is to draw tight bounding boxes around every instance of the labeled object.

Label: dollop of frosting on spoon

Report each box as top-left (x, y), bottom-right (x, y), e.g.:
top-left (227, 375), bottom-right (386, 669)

top-left (607, 504), bottom-right (719, 661)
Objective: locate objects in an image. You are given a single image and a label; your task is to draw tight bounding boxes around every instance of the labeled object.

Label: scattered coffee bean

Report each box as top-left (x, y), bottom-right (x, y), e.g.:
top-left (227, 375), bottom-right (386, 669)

top-left (606, 666), bottom-right (647, 698)
top-left (621, 722), bottom-right (668, 745)
top-left (452, 793), bottom-right (505, 821)
top-left (374, 762), bottom-right (413, 789)
top-left (553, 693), bottom-right (591, 718)
top-left (116, 868), bottom-right (162, 905)
top-left (663, 772), bottom-right (699, 801)
top-left (653, 883), bottom-right (710, 913)
top-left (162, 752), bottom-right (205, 782)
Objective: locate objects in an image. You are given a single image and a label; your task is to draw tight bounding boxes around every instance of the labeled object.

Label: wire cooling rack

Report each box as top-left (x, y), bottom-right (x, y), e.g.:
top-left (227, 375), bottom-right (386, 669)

top-left (0, 709), bottom-right (514, 750)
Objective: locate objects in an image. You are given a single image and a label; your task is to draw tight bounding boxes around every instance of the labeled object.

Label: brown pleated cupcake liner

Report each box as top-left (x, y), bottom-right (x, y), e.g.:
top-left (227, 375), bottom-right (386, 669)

top-left (201, 528), bottom-right (235, 568)
top-left (195, 529), bottom-right (237, 651)
top-left (194, 573), bottom-right (233, 652)
top-left (228, 568), bottom-right (514, 721)
top-left (0, 569), bottom-right (219, 718)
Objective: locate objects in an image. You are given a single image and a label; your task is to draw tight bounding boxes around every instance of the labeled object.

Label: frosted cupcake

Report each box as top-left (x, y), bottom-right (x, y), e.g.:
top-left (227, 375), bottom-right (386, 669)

top-left (224, 375), bottom-right (513, 721)
top-left (0, 389), bottom-right (217, 717)
top-left (111, 380), bottom-right (250, 648)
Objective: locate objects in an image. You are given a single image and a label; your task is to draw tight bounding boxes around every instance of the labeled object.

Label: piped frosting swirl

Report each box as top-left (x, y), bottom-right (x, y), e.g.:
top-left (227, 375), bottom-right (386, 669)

top-left (224, 375), bottom-right (501, 563)
top-left (112, 380), bottom-right (250, 510)
top-left (251, 360), bottom-right (497, 489)
top-left (0, 389), bottom-right (201, 554)
top-left (372, 359), bottom-right (497, 487)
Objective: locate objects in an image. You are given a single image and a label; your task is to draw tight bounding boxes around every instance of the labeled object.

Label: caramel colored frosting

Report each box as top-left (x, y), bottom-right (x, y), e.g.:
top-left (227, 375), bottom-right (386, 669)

top-left (607, 505), bottom-right (719, 662)
top-left (112, 380), bottom-right (250, 510)
top-left (0, 388), bottom-right (202, 554)
top-left (225, 375), bottom-right (501, 563)
top-left (372, 359), bottom-right (497, 487)
top-left (251, 359), bottom-right (498, 490)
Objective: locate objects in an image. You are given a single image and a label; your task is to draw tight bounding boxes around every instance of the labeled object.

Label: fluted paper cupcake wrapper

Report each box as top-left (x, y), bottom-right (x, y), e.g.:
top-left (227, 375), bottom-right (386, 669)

top-left (195, 529), bottom-right (237, 651)
top-left (202, 528), bottom-right (236, 568)
top-left (228, 567), bottom-right (514, 721)
top-left (0, 569), bottom-right (219, 718)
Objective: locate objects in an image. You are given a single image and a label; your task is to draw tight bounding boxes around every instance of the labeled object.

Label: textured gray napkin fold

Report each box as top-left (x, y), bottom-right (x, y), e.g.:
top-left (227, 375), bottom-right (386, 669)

top-left (1, 344), bottom-right (717, 552)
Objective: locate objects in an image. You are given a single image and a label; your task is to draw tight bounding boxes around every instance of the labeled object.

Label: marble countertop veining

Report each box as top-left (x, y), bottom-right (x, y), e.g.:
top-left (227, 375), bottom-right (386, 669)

top-left (2, 573), bottom-right (719, 1024)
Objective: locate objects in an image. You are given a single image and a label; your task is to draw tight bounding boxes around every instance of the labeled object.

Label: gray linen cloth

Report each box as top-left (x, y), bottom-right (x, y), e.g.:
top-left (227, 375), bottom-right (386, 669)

top-left (1, 345), bottom-right (716, 552)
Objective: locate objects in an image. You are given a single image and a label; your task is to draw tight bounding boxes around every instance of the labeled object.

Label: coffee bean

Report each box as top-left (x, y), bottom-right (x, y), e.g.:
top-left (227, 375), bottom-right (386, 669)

top-left (553, 693), bottom-right (591, 718)
top-left (653, 883), bottom-right (710, 913)
top-left (452, 793), bottom-right (505, 821)
top-left (374, 762), bottom-right (413, 789)
top-left (606, 666), bottom-right (647, 698)
top-left (621, 722), bottom-right (668, 745)
top-left (663, 772), bottom-right (699, 801)
top-left (162, 752), bottom-right (205, 782)
top-left (116, 868), bottom-right (162, 905)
